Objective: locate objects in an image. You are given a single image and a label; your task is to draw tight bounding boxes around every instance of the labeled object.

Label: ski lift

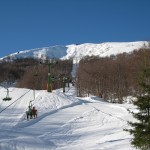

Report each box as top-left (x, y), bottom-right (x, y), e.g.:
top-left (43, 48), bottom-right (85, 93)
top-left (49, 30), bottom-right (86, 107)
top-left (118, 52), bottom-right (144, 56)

top-left (1, 80), bottom-right (13, 101)
top-left (3, 88), bottom-right (12, 101)
top-left (26, 100), bottom-right (37, 120)
top-left (29, 100), bottom-right (33, 108)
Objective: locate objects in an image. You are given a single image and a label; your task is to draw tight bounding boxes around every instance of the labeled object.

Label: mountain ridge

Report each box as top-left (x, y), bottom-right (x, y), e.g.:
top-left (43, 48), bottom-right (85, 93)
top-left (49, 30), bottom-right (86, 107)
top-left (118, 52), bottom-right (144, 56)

top-left (1, 41), bottom-right (149, 62)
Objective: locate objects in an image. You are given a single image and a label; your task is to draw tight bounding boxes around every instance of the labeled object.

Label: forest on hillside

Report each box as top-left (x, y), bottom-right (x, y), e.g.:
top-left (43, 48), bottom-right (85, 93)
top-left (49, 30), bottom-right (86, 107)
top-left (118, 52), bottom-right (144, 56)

top-left (1, 47), bottom-right (150, 104)
top-left (76, 47), bottom-right (150, 103)
top-left (0, 58), bottom-right (73, 90)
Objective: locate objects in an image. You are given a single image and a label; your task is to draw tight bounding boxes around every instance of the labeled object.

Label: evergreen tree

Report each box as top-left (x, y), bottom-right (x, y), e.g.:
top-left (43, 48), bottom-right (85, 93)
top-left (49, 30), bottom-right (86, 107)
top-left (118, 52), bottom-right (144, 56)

top-left (127, 66), bottom-right (150, 150)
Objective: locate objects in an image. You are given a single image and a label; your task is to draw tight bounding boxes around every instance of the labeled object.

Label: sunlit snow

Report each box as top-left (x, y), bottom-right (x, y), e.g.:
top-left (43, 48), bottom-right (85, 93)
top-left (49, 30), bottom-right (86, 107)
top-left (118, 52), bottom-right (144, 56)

top-left (0, 86), bottom-right (137, 150)
top-left (0, 41), bottom-right (148, 62)
top-left (0, 41), bottom-right (145, 149)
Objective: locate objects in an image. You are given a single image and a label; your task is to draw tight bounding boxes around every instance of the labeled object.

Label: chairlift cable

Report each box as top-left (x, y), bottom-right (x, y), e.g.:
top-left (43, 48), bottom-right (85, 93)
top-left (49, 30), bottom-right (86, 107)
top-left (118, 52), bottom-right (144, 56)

top-left (0, 89), bottom-right (31, 114)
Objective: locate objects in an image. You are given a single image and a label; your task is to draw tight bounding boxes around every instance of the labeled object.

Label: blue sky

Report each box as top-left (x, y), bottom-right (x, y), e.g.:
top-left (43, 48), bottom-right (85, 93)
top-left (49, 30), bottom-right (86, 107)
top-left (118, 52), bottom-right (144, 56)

top-left (0, 0), bottom-right (150, 57)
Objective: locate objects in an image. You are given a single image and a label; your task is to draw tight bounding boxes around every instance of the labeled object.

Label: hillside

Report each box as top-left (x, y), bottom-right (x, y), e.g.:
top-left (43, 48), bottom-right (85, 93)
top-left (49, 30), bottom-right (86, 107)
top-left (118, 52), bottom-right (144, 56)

top-left (0, 41), bottom-right (149, 150)
top-left (0, 41), bottom-right (149, 62)
top-left (0, 86), bottom-right (136, 150)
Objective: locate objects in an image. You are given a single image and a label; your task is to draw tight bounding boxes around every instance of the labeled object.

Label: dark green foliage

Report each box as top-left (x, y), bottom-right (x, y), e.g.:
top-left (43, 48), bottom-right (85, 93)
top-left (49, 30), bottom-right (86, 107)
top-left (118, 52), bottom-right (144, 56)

top-left (127, 66), bottom-right (150, 150)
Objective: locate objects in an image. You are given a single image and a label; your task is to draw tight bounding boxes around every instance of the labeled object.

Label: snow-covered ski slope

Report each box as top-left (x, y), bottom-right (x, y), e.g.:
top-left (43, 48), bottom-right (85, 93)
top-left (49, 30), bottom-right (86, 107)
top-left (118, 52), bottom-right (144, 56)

top-left (0, 86), bottom-right (136, 150)
top-left (0, 41), bottom-right (149, 62)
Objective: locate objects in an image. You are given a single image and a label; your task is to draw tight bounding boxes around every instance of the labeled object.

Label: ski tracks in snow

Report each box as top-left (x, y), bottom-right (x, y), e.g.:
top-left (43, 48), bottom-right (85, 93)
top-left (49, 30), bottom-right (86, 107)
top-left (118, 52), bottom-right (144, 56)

top-left (0, 87), bottom-right (135, 150)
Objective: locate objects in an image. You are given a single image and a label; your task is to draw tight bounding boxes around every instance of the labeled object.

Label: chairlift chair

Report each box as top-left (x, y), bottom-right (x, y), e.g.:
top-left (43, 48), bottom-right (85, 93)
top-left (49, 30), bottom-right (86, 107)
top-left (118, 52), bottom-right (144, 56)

top-left (3, 89), bottom-right (12, 101)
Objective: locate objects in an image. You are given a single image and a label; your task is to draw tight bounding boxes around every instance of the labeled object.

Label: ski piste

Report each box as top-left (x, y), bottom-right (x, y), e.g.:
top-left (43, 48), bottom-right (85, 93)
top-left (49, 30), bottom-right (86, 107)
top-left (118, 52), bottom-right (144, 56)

top-left (0, 86), bottom-right (136, 150)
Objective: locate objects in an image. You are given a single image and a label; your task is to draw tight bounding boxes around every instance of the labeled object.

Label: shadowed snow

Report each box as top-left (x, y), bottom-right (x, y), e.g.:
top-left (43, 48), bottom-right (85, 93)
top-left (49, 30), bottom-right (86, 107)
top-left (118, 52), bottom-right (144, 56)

top-left (0, 86), bottom-right (136, 150)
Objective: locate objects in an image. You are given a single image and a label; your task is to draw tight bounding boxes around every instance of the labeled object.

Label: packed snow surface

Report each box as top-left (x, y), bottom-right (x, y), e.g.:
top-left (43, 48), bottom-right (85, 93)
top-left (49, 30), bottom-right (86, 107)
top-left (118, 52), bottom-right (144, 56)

top-left (0, 86), bottom-right (137, 150)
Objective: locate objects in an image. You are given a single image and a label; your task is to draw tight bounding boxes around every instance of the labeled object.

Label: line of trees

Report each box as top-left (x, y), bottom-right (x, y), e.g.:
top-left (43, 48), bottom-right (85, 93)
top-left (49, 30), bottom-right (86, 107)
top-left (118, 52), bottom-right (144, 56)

top-left (0, 58), bottom-right (37, 84)
top-left (0, 58), bottom-right (73, 90)
top-left (17, 59), bottom-right (73, 90)
top-left (76, 47), bottom-right (150, 103)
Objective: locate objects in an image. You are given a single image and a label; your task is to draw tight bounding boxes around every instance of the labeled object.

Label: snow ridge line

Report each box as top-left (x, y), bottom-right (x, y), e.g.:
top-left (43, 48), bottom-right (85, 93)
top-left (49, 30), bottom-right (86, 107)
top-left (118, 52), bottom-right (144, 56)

top-left (15, 99), bottom-right (90, 128)
top-left (0, 89), bottom-right (31, 114)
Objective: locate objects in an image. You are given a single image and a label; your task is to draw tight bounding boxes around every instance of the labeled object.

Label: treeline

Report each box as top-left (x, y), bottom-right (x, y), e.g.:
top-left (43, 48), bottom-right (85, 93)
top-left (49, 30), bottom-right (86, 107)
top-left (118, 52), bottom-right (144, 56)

top-left (76, 48), bottom-right (150, 103)
top-left (0, 58), bottom-right (73, 90)
top-left (0, 58), bottom-right (37, 83)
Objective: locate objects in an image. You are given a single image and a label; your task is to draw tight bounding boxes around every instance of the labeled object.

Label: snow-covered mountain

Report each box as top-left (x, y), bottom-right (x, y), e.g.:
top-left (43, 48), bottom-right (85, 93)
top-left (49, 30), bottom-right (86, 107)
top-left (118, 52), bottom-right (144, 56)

top-left (1, 41), bottom-right (149, 62)
top-left (0, 41), bottom-right (146, 149)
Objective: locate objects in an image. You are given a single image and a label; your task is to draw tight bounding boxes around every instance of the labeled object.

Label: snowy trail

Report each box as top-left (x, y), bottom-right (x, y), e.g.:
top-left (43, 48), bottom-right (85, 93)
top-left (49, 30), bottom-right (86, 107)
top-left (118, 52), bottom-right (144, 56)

top-left (16, 100), bottom-right (92, 134)
top-left (0, 87), bottom-right (135, 150)
top-left (14, 98), bottom-right (133, 150)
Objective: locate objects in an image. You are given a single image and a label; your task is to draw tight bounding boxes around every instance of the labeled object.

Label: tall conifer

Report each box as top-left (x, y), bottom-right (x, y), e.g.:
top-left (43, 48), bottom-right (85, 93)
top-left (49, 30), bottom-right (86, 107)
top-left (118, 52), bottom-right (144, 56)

top-left (127, 65), bottom-right (150, 150)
